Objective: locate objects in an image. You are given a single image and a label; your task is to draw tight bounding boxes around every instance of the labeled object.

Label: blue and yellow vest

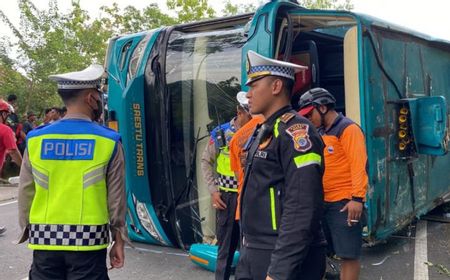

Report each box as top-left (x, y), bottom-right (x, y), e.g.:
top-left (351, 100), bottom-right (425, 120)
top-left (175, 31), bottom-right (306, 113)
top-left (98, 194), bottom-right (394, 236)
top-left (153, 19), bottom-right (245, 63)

top-left (211, 121), bottom-right (238, 192)
top-left (26, 119), bottom-right (121, 251)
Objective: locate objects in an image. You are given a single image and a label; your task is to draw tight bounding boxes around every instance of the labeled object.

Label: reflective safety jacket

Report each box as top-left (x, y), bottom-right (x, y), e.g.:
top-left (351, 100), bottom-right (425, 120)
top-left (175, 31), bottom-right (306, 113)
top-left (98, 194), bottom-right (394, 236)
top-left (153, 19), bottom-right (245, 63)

top-left (211, 121), bottom-right (238, 192)
top-left (320, 114), bottom-right (368, 202)
top-left (26, 119), bottom-right (121, 251)
top-left (240, 106), bottom-right (326, 279)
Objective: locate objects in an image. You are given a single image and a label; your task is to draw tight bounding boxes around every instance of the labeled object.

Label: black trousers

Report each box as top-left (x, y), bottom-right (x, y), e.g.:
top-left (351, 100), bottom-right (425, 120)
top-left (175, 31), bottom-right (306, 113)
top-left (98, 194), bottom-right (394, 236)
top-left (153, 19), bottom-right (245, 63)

top-left (29, 249), bottom-right (109, 280)
top-left (215, 191), bottom-right (240, 280)
top-left (235, 245), bottom-right (326, 280)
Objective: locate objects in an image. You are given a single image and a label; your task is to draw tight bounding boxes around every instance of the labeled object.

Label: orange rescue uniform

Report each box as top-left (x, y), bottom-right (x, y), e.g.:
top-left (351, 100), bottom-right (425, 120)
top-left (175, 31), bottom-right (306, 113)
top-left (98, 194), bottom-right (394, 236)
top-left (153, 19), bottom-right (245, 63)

top-left (229, 116), bottom-right (264, 220)
top-left (321, 114), bottom-right (368, 202)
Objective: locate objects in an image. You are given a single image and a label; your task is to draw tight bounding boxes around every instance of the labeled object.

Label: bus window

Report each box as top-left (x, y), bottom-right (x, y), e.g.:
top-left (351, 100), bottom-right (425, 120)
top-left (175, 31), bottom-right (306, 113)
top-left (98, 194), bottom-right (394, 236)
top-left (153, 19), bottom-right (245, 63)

top-left (279, 14), bottom-right (358, 118)
top-left (165, 27), bottom-right (245, 246)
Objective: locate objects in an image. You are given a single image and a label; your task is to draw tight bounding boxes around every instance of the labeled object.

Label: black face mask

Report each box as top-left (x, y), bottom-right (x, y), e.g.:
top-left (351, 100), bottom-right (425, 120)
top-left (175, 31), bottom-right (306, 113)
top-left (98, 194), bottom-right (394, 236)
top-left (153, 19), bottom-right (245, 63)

top-left (89, 93), bottom-right (103, 121)
top-left (93, 98), bottom-right (102, 121)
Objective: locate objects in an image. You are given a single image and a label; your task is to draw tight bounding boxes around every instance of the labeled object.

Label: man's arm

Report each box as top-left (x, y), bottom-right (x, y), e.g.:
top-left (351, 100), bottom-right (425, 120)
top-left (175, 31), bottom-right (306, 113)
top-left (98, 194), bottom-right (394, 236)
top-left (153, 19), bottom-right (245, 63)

top-left (106, 143), bottom-right (128, 244)
top-left (200, 138), bottom-right (219, 194)
top-left (339, 124), bottom-right (368, 224)
top-left (17, 149), bottom-right (35, 243)
top-left (9, 148), bottom-right (22, 167)
top-left (268, 121), bottom-right (324, 279)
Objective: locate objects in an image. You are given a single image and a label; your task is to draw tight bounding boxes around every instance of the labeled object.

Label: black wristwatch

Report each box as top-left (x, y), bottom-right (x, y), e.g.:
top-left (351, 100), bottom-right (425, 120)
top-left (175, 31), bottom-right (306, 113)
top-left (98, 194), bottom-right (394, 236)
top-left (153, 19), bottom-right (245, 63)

top-left (351, 196), bottom-right (364, 203)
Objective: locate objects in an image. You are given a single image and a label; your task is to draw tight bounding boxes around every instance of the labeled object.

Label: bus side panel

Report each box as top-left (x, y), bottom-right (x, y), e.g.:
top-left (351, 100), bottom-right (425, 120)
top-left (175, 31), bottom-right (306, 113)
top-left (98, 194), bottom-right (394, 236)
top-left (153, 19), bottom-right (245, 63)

top-left (419, 45), bottom-right (450, 211)
top-left (363, 28), bottom-right (450, 241)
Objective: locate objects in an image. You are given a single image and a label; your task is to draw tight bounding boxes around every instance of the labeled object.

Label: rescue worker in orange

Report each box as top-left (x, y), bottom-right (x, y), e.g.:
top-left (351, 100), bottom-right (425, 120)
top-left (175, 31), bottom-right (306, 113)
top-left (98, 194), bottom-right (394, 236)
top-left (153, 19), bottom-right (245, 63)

top-left (229, 92), bottom-right (264, 221)
top-left (237, 51), bottom-right (326, 280)
top-left (298, 87), bottom-right (368, 280)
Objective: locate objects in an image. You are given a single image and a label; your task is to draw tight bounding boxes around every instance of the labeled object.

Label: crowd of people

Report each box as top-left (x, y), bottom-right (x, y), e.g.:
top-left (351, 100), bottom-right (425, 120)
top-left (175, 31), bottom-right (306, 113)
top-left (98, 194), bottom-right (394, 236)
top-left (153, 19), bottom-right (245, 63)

top-left (0, 94), bottom-right (69, 235)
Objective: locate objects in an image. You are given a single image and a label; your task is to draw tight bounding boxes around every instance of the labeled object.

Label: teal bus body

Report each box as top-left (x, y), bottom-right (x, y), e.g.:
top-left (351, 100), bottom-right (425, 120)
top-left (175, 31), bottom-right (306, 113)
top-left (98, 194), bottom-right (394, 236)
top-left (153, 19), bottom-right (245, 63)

top-left (105, 0), bottom-right (450, 268)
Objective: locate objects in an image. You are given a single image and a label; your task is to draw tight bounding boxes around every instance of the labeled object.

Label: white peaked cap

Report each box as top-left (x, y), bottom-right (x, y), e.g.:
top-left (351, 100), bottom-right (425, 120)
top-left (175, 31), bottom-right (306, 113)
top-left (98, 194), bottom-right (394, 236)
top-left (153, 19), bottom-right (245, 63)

top-left (245, 50), bottom-right (308, 85)
top-left (49, 64), bottom-right (104, 90)
top-left (236, 91), bottom-right (249, 106)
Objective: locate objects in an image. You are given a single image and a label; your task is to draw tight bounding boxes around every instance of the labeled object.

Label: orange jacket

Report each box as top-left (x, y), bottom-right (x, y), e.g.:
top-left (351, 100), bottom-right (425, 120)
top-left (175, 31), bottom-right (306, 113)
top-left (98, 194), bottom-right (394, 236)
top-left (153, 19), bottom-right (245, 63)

top-left (321, 114), bottom-right (368, 202)
top-left (229, 116), bottom-right (264, 220)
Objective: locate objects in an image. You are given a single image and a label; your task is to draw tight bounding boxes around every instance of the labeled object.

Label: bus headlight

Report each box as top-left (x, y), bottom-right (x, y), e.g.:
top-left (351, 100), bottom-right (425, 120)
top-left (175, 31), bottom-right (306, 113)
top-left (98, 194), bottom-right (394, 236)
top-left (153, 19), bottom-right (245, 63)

top-left (136, 201), bottom-right (167, 245)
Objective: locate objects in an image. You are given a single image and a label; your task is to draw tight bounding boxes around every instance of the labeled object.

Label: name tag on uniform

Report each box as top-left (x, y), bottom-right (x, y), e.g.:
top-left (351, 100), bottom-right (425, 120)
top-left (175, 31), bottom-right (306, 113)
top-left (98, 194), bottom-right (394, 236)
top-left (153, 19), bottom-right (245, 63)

top-left (41, 139), bottom-right (95, 160)
top-left (255, 150), bottom-right (268, 159)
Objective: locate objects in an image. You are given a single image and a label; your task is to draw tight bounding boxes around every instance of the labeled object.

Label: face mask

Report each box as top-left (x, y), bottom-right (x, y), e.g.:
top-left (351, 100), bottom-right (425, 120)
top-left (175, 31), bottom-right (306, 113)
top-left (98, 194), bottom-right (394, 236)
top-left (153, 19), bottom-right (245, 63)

top-left (89, 93), bottom-right (103, 121)
top-left (93, 98), bottom-right (102, 121)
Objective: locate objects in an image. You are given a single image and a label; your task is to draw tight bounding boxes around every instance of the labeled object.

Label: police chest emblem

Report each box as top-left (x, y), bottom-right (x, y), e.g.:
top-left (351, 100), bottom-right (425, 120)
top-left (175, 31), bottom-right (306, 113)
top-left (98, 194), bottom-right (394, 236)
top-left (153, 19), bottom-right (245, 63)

top-left (285, 123), bottom-right (311, 152)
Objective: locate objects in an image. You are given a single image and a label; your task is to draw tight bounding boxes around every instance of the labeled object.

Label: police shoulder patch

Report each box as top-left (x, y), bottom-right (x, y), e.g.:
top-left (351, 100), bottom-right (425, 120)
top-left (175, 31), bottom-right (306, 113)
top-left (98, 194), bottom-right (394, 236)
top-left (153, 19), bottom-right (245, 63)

top-left (285, 123), bottom-right (312, 152)
top-left (280, 113), bottom-right (295, 124)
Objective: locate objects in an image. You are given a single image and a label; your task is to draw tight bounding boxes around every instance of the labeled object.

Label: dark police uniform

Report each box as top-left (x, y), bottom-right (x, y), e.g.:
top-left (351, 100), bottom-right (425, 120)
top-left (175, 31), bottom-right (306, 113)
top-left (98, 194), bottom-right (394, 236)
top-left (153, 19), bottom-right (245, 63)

top-left (237, 105), bottom-right (326, 280)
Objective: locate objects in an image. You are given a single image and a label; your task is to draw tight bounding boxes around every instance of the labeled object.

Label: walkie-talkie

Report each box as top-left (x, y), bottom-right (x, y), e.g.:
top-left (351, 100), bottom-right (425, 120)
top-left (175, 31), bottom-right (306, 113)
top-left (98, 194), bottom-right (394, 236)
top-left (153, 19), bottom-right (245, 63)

top-left (214, 106), bottom-right (226, 148)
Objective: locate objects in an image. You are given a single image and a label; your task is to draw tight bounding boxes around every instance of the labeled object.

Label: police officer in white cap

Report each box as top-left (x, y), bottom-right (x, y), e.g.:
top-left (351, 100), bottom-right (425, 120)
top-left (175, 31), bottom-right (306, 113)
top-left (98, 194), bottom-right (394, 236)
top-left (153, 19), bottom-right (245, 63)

top-left (236, 51), bottom-right (326, 280)
top-left (200, 91), bottom-right (252, 280)
top-left (18, 64), bottom-right (127, 279)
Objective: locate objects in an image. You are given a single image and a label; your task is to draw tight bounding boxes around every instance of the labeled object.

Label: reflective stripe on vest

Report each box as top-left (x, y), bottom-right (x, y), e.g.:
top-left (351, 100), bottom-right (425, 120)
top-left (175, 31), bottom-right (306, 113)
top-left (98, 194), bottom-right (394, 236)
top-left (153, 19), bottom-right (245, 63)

top-left (27, 130), bottom-right (117, 251)
top-left (29, 224), bottom-right (109, 250)
top-left (216, 147), bottom-right (237, 189)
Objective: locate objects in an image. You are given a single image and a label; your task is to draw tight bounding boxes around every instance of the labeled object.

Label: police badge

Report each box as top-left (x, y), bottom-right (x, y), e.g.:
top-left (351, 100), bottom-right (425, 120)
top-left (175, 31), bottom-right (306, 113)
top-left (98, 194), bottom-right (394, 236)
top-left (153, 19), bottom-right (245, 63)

top-left (285, 123), bottom-right (312, 152)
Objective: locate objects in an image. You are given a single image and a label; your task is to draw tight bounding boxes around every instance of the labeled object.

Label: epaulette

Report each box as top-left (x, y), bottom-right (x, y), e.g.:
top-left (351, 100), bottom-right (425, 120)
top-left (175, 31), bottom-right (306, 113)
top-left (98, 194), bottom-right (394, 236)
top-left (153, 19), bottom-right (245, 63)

top-left (280, 112), bottom-right (295, 123)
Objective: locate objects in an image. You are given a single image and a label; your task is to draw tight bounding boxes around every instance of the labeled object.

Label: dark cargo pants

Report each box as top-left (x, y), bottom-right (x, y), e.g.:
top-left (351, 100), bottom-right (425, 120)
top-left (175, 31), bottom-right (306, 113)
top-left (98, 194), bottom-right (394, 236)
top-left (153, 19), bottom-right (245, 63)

top-left (29, 249), bottom-right (109, 280)
top-left (215, 191), bottom-right (240, 280)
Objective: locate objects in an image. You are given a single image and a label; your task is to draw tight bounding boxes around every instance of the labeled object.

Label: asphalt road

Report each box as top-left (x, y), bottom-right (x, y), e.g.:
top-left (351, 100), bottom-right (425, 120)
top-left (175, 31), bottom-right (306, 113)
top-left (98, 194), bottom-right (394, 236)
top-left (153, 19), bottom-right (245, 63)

top-left (1, 193), bottom-right (449, 280)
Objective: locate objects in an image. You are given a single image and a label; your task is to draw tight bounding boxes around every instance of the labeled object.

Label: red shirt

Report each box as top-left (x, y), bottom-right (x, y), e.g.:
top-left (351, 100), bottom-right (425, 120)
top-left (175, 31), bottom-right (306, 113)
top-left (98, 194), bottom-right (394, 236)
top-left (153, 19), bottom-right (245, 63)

top-left (0, 123), bottom-right (17, 170)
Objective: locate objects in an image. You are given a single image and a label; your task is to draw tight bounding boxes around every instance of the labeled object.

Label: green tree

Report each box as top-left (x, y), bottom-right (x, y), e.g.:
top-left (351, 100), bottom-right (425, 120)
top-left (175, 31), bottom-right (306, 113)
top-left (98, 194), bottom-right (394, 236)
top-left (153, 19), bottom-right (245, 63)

top-left (166, 0), bottom-right (215, 23)
top-left (0, 0), bottom-right (113, 114)
top-left (223, 0), bottom-right (353, 15)
top-left (100, 3), bottom-right (177, 34)
top-left (299, 0), bottom-right (353, 10)
top-left (222, 1), bottom-right (260, 16)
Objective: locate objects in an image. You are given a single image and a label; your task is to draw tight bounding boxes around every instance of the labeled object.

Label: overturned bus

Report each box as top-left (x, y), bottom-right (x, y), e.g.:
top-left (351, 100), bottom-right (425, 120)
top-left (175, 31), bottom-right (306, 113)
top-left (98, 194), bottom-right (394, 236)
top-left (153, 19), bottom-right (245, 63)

top-left (104, 0), bottom-right (450, 269)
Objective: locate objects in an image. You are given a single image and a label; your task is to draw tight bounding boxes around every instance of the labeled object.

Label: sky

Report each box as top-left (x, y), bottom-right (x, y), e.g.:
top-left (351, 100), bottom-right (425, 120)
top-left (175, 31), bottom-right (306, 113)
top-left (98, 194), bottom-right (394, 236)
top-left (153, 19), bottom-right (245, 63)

top-left (0, 0), bottom-right (449, 42)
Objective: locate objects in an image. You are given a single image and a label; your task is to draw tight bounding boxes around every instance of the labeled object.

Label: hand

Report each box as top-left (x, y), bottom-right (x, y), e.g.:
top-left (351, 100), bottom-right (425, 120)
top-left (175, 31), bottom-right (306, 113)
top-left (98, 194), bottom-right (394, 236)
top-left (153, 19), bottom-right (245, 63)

top-left (266, 275), bottom-right (274, 280)
top-left (211, 191), bottom-right (226, 210)
top-left (109, 239), bottom-right (125, 269)
top-left (340, 200), bottom-right (363, 227)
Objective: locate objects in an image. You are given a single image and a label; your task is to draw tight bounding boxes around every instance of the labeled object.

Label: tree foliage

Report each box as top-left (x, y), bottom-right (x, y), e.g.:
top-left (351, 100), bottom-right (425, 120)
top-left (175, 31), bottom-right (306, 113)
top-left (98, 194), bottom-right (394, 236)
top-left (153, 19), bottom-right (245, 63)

top-left (167, 0), bottom-right (215, 23)
top-left (299, 0), bottom-right (353, 10)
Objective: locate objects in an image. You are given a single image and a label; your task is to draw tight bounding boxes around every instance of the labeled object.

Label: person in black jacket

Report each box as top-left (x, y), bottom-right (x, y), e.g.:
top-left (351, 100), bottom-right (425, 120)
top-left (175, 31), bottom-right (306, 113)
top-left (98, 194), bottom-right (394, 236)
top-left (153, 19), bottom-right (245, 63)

top-left (236, 50), bottom-right (326, 280)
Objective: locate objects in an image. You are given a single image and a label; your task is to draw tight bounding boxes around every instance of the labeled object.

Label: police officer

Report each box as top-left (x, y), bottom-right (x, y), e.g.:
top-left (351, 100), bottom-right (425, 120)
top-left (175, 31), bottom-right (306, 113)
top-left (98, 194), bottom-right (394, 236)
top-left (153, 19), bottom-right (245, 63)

top-left (18, 64), bottom-right (127, 279)
top-left (298, 88), bottom-right (368, 280)
top-left (236, 51), bottom-right (326, 280)
top-left (201, 92), bottom-right (252, 280)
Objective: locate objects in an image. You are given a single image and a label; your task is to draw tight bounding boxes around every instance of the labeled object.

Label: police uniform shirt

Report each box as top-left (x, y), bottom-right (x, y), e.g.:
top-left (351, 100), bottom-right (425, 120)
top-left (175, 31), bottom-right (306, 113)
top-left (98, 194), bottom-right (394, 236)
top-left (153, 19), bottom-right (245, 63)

top-left (240, 105), bottom-right (325, 279)
top-left (200, 118), bottom-right (238, 194)
top-left (17, 113), bottom-right (128, 244)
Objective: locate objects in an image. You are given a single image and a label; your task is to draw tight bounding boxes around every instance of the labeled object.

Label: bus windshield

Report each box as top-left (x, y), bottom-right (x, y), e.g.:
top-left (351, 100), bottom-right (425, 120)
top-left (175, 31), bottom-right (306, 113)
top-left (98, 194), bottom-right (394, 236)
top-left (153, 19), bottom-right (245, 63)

top-left (165, 26), bottom-right (246, 246)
